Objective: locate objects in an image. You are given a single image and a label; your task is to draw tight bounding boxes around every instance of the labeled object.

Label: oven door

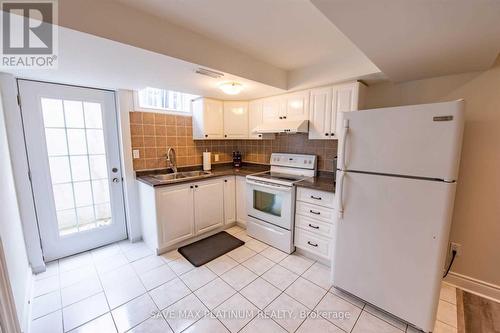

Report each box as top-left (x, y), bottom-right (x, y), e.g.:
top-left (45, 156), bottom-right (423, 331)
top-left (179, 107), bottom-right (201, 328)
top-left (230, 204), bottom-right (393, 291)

top-left (246, 179), bottom-right (294, 230)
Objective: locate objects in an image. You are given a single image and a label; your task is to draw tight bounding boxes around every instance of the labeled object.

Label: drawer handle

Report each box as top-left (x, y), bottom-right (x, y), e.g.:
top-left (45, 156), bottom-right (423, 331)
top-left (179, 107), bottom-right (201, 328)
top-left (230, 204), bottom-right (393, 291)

top-left (308, 223), bottom-right (319, 229)
top-left (307, 241), bottom-right (318, 247)
top-left (309, 210), bottom-right (321, 215)
top-left (310, 195), bottom-right (322, 200)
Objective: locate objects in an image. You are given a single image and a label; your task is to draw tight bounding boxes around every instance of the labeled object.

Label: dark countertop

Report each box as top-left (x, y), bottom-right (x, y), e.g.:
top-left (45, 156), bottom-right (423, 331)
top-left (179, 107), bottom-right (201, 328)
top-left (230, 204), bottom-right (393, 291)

top-left (295, 171), bottom-right (336, 193)
top-left (136, 163), bottom-right (269, 187)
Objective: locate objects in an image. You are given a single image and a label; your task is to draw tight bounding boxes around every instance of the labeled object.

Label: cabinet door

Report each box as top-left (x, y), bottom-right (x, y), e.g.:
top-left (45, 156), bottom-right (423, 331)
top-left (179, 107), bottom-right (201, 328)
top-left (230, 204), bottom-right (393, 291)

top-left (308, 87), bottom-right (332, 140)
top-left (262, 96), bottom-right (284, 122)
top-left (204, 99), bottom-right (224, 139)
top-left (156, 185), bottom-right (194, 247)
top-left (285, 90), bottom-right (309, 121)
top-left (223, 177), bottom-right (236, 223)
top-left (333, 83), bottom-right (360, 137)
top-left (248, 100), bottom-right (264, 139)
top-left (194, 179), bottom-right (224, 234)
top-left (235, 176), bottom-right (247, 225)
top-left (223, 101), bottom-right (249, 139)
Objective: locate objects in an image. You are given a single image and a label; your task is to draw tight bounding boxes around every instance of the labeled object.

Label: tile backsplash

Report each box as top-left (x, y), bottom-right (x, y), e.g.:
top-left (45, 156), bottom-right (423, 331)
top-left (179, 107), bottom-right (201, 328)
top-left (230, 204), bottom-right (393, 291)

top-left (129, 112), bottom-right (337, 171)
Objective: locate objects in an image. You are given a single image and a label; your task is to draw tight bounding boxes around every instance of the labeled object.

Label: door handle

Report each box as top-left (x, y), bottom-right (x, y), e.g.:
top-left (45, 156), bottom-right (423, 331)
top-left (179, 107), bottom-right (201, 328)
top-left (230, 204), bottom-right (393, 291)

top-left (339, 119), bottom-right (349, 170)
top-left (337, 171), bottom-right (345, 219)
top-left (112, 178), bottom-right (120, 183)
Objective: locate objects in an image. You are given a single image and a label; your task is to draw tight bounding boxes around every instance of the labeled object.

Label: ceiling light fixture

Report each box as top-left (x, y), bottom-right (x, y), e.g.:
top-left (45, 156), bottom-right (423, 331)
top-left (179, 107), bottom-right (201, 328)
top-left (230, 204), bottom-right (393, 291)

top-left (219, 82), bottom-right (243, 95)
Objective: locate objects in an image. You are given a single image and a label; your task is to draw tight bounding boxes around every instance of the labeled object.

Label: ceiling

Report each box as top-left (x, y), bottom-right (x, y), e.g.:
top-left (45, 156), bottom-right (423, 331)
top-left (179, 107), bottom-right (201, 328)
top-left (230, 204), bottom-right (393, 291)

top-left (113, 0), bottom-right (366, 71)
top-left (4, 27), bottom-right (285, 100)
top-left (312, 0), bottom-right (500, 82)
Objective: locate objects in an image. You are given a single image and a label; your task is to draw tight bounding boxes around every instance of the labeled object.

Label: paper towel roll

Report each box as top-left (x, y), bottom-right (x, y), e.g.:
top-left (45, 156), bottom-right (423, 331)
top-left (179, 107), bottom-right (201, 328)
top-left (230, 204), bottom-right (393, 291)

top-left (203, 152), bottom-right (211, 171)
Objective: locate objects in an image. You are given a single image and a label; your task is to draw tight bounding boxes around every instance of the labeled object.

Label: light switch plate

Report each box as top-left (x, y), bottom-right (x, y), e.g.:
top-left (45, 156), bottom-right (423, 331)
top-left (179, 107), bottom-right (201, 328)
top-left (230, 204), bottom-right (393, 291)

top-left (214, 154), bottom-right (219, 162)
top-left (133, 149), bottom-right (140, 159)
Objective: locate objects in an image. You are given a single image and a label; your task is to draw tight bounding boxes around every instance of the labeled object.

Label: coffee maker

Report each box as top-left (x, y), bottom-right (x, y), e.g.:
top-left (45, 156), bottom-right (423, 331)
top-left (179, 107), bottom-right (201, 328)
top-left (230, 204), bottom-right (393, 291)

top-left (232, 151), bottom-right (242, 168)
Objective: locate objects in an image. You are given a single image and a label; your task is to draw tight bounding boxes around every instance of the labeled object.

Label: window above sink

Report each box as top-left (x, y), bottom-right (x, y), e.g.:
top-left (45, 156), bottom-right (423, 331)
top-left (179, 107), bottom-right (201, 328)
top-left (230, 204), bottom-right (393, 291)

top-left (134, 87), bottom-right (198, 115)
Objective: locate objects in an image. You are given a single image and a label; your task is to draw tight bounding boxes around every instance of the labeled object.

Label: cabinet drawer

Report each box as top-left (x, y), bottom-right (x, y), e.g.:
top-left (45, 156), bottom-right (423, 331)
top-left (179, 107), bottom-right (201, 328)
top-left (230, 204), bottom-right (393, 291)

top-left (297, 187), bottom-right (335, 208)
top-left (295, 214), bottom-right (334, 238)
top-left (294, 228), bottom-right (331, 259)
top-left (296, 201), bottom-right (334, 223)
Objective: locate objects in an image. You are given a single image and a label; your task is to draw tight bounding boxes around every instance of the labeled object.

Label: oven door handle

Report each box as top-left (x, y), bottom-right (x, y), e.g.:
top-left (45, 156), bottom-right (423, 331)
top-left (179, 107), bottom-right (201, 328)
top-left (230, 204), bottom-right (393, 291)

top-left (246, 179), bottom-right (292, 192)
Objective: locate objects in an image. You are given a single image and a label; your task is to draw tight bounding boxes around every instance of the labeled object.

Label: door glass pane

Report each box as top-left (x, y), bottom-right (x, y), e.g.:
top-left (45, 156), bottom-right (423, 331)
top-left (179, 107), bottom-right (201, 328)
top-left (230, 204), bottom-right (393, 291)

top-left (64, 100), bottom-right (84, 128)
top-left (67, 129), bottom-right (87, 155)
top-left (253, 190), bottom-right (282, 217)
top-left (48, 156), bottom-right (71, 184)
top-left (40, 97), bottom-right (112, 236)
top-left (45, 129), bottom-right (68, 156)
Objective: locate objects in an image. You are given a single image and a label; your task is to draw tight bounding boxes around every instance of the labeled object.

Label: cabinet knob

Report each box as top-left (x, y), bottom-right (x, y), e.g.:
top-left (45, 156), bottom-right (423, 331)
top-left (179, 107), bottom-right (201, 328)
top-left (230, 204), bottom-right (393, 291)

top-left (195, 185), bottom-right (198, 188)
top-left (331, 133), bottom-right (334, 136)
top-left (279, 116), bottom-right (283, 120)
top-left (224, 134), bottom-right (227, 138)
top-left (205, 134), bottom-right (208, 138)
top-left (283, 116), bottom-right (287, 119)
top-left (224, 179), bottom-right (227, 182)
top-left (190, 185), bottom-right (194, 189)
top-left (258, 134), bottom-right (262, 138)
top-left (325, 133), bottom-right (329, 136)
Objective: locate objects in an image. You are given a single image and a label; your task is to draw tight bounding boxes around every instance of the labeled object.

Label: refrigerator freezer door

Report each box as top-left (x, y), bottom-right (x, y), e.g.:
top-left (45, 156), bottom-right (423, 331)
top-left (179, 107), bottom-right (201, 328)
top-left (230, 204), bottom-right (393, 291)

top-left (333, 172), bottom-right (456, 332)
top-left (339, 100), bottom-right (464, 181)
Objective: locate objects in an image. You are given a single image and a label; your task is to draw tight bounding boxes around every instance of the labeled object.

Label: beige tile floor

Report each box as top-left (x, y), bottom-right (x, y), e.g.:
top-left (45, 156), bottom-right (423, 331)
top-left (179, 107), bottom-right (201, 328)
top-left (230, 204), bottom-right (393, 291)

top-left (30, 226), bottom-right (458, 333)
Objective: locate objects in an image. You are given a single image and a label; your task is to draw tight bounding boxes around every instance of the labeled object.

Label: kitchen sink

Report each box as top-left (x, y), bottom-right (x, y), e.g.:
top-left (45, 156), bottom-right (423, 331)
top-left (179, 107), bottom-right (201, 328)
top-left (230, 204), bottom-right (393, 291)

top-left (151, 171), bottom-right (211, 182)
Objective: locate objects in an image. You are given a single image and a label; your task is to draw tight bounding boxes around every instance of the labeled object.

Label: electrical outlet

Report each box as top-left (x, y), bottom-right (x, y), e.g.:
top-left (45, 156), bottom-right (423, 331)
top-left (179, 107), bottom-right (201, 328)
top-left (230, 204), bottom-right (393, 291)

top-left (132, 149), bottom-right (140, 159)
top-left (450, 242), bottom-right (462, 256)
top-left (214, 154), bottom-right (219, 162)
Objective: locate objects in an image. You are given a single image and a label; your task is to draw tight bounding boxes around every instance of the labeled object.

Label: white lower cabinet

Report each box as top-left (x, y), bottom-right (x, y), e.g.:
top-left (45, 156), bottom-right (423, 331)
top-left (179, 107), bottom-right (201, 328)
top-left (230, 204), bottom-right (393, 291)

top-left (223, 177), bottom-right (236, 223)
top-left (138, 177), bottom-right (230, 252)
top-left (235, 176), bottom-right (247, 225)
top-left (294, 187), bottom-right (335, 261)
top-left (194, 179), bottom-right (224, 234)
top-left (156, 185), bottom-right (195, 247)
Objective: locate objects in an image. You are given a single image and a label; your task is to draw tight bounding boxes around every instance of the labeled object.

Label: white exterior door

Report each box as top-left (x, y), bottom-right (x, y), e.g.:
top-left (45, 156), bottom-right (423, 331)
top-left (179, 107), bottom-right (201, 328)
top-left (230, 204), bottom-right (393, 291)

top-left (18, 80), bottom-right (127, 260)
top-left (334, 171), bottom-right (456, 331)
top-left (339, 100), bottom-right (465, 180)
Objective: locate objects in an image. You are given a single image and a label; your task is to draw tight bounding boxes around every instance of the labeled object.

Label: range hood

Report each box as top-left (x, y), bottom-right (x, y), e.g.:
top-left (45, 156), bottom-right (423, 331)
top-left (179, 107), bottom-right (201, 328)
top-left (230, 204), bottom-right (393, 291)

top-left (252, 119), bottom-right (309, 134)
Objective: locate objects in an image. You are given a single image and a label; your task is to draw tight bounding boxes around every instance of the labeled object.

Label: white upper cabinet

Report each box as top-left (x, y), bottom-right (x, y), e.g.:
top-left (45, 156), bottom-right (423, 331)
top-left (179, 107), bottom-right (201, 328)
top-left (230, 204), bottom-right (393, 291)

top-left (192, 98), bottom-right (224, 140)
top-left (223, 101), bottom-right (248, 139)
top-left (262, 96), bottom-right (285, 122)
top-left (308, 82), bottom-right (365, 140)
top-left (309, 86), bottom-right (333, 139)
top-left (249, 100), bottom-right (275, 140)
top-left (284, 90), bottom-right (309, 121)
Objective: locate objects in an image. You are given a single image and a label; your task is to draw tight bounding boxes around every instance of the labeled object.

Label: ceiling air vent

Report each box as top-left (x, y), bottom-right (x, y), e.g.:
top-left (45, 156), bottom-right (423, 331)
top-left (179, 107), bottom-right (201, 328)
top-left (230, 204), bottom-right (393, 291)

top-left (195, 68), bottom-right (224, 79)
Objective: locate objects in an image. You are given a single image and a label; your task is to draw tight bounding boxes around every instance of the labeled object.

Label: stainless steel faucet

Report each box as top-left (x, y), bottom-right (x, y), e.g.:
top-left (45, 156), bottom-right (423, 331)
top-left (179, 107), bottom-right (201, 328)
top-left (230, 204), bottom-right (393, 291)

top-left (166, 147), bottom-right (177, 173)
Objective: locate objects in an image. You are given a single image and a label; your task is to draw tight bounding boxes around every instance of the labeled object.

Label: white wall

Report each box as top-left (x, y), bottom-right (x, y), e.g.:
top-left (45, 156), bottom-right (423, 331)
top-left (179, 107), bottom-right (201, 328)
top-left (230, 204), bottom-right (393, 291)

top-left (0, 84), bottom-right (31, 331)
top-left (365, 60), bottom-right (500, 294)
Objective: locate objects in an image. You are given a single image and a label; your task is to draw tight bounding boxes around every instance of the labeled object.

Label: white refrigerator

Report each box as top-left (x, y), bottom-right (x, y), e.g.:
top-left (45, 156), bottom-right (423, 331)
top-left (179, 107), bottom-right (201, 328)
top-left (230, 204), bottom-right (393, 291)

top-left (333, 100), bottom-right (465, 332)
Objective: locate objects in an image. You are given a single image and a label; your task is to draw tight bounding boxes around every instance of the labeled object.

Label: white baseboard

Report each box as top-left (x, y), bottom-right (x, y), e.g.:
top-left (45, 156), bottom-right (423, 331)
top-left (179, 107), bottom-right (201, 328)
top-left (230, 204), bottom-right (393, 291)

top-left (445, 271), bottom-right (500, 303)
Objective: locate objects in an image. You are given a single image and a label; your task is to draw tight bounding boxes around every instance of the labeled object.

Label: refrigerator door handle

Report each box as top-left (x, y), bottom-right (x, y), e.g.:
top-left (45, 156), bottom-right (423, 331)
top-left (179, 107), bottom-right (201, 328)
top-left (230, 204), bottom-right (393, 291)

top-left (339, 119), bottom-right (350, 170)
top-left (337, 170), bottom-right (345, 219)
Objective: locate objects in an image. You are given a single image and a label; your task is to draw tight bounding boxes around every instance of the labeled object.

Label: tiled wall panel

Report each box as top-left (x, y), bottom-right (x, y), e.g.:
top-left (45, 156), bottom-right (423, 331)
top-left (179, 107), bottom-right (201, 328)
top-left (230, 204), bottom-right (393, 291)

top-left (130, 112), bottom-right (337, 171)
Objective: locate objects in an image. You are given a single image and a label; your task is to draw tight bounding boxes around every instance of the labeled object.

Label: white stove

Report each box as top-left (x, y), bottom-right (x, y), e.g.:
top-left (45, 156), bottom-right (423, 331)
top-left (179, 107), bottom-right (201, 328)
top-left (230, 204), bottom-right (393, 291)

top-left (246, 153), bottom-right (317, 253)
